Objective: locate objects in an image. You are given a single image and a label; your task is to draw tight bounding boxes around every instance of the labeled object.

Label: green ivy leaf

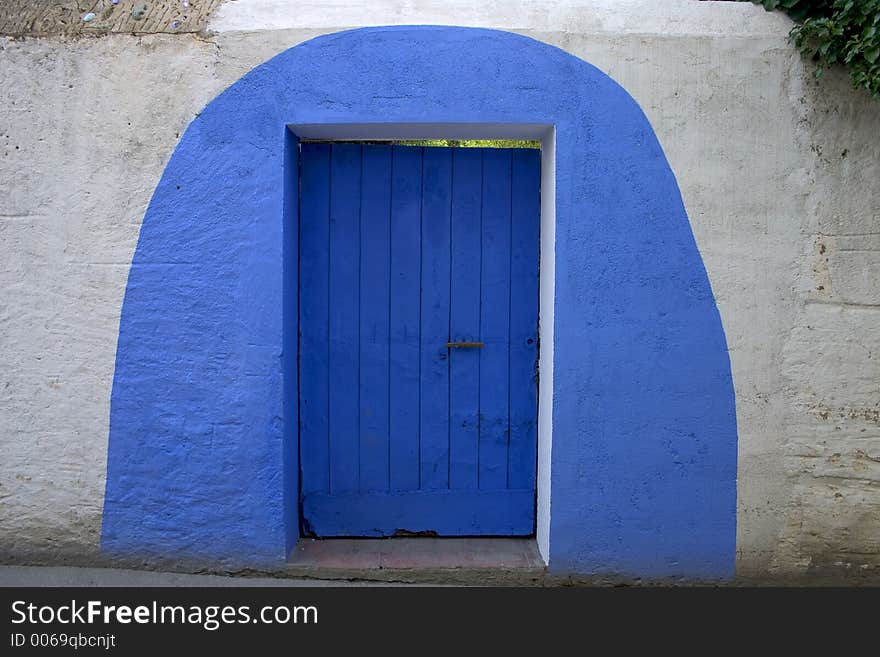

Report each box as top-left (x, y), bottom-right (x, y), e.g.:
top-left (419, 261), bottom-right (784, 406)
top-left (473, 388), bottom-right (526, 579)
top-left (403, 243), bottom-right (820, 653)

top-left (744, 0), bottom-right (880, 99)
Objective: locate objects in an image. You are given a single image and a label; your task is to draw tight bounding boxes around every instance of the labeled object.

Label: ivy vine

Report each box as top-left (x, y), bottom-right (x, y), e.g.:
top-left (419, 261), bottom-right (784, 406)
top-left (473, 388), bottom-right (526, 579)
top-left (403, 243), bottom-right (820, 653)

top-left (744, 0), bottom-right (880, 98)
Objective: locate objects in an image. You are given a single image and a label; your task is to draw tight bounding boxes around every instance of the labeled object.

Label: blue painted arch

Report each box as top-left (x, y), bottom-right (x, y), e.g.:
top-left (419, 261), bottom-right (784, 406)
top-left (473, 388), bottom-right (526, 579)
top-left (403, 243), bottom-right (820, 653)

top-left (102, 26), bottom-right (738, 578)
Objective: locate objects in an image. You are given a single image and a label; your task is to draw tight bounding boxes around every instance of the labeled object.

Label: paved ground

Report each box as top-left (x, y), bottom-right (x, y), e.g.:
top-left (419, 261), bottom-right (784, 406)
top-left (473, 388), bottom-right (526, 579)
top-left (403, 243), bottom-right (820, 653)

top-left (0, 539), bottom-right (546, 587)
top-left (0, 565), bottom-right (398, 587)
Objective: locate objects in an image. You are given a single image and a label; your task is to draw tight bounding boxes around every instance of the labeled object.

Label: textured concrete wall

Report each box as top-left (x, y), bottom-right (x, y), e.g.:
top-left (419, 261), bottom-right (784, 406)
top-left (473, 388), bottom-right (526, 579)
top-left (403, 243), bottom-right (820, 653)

top-left (0, 0), bottom-right (227, 37)
top-left (1, 0), bottom-right (878, 581)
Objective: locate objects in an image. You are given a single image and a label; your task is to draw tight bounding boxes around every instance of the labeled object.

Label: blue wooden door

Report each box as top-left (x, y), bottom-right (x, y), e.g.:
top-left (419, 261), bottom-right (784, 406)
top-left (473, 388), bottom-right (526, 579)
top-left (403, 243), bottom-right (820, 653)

top-left (299, 143), bottom-right (540, 536)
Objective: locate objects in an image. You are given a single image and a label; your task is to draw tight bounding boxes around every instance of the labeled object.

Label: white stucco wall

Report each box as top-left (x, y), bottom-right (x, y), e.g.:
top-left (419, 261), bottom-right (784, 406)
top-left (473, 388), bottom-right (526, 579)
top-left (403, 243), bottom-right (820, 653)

top-left (0, 0), bottom-right (877, 580)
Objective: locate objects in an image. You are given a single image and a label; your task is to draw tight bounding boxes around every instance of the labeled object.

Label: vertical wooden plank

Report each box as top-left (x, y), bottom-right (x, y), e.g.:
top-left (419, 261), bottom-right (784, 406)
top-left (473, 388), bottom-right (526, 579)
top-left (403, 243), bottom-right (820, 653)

top-left (508, 149), bottom-right (541, 490)
top-left (479, 148), bottom-right (512, 490)
top-left (328, 143), bottom-right (361, 494)
top-left (359, 145), bottom-right (392, 493)
top-left (419, 148), bottom-right (452, 490)
top-left (389, 146), bottom-right (422, 491)
top-left (299, 142), bottom-right (331, 495)
top-left (449, 149), bottom-right (482, 490)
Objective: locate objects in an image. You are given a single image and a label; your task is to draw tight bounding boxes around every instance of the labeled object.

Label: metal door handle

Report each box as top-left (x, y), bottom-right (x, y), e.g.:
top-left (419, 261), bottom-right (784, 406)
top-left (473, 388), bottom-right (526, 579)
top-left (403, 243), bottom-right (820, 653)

top-left (446, 341), bottom-right (484, 348)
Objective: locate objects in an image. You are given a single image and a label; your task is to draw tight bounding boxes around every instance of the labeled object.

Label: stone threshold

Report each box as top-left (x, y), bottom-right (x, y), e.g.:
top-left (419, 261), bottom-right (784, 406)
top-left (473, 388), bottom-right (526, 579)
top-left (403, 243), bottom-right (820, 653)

top-left (286, 537), bottom-right (547, 586)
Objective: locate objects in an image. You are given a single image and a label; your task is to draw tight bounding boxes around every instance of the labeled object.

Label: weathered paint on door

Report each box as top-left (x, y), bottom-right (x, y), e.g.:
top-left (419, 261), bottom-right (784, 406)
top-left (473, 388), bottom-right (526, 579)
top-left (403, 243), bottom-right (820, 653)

top-left (299, 143), bottom-right (540, 536)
